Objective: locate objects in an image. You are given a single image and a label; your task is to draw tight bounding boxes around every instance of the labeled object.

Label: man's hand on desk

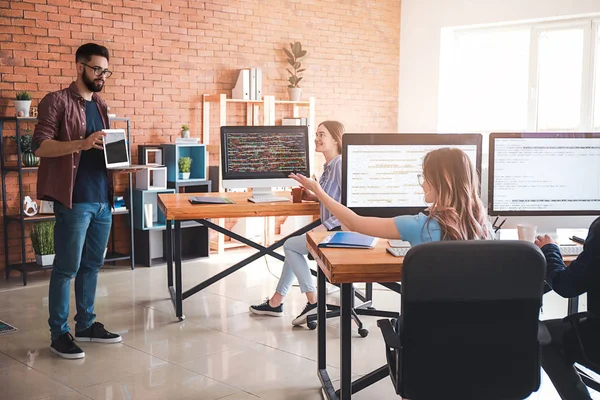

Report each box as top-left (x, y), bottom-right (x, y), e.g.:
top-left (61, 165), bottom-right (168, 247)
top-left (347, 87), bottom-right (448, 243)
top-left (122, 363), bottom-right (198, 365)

top-left (535, 234), bottom-right (556, 249)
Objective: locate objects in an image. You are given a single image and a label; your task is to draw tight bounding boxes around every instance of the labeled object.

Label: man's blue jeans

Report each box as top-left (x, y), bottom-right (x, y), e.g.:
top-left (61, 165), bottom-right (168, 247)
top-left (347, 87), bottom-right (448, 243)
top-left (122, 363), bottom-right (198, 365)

top-left (48, 202), bottom-right (112, 341)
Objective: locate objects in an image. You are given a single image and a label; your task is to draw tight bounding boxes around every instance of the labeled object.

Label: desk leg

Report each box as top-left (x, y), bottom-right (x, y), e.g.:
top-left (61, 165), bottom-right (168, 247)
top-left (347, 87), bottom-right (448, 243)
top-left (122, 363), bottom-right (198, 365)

top-left (339, 283), bottom-right (352, 399)
top-left (318, 267), bottom-right (337, 399)
top-left (568, 296), bottom-right (579, 315)
top-left (166, 220), bottom-right (173, 288)
top-left (174, 221), bottom-right (184, 321)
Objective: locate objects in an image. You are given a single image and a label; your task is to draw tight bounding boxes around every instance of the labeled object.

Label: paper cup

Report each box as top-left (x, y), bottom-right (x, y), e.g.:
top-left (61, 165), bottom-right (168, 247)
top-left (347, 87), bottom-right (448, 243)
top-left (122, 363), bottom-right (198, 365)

top-left (517, 224), bottom-right (537, 242)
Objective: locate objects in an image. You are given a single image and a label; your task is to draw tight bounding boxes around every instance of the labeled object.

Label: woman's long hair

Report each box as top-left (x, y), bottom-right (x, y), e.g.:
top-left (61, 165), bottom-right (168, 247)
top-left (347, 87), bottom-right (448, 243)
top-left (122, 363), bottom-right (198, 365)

top-left (422, 148), bottom-right (492, 240)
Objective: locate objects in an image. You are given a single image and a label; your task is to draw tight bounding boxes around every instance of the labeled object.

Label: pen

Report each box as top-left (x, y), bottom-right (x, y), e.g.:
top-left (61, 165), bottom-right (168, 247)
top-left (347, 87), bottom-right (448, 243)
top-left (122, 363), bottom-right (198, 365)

top-left (494, 218), bottom-right (507, 233)
top-left (312, 174), bottom-right (317, 181)
top-left (492, 216), bottom-right (499, 227)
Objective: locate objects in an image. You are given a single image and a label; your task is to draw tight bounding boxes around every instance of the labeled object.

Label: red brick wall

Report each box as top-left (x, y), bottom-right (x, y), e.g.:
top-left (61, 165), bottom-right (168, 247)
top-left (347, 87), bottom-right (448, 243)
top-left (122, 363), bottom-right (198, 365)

top-left (0, 0), bottom-right (401, 272)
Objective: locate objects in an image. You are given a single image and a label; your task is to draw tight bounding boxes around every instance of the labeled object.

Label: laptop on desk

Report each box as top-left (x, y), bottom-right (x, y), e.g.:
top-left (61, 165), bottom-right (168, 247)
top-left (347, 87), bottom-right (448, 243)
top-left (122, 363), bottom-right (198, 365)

top-left (102, 129), bottom-right (149, 170)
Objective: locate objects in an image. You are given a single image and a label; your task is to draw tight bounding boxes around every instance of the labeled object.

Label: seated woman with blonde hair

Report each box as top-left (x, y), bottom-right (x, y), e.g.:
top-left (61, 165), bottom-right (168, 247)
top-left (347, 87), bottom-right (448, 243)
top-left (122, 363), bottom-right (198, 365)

top-left (290, 147), bottom-right (492, 244)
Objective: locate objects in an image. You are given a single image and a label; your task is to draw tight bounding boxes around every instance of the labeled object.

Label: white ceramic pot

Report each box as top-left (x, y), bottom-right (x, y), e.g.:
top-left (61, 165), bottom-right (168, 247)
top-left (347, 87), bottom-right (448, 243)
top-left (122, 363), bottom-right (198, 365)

top-left (35, 254), bottom-right (55, 266)
top-left (287, 87), bottom-right (302, 101)
top-left (14, 100), bottom-right (31, 117)
top-left (179, 172), bottom-right (190, 179)
top-left (181, 130), bottom-right (190, 139)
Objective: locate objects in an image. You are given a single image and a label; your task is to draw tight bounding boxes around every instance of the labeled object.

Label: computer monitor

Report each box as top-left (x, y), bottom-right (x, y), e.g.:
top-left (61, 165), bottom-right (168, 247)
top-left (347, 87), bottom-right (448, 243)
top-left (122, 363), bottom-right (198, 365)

top-left (489, 132), bottom-right (600, 216)
top-left (342, 133), bottom-right (482, 217)
top-left (220, 125), bottom-right (310, 195)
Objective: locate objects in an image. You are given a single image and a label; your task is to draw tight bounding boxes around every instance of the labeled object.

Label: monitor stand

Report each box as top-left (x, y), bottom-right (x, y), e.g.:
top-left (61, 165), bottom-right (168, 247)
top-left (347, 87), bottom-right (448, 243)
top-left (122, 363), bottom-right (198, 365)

top-left (248, 187), bottom-right (290, 203)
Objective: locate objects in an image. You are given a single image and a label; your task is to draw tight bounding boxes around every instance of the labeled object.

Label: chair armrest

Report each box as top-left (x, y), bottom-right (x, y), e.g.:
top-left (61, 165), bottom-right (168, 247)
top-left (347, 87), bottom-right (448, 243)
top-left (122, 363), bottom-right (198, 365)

top-left (377, 319), bottom-right (401, 349)
top-left (563, 312), bottom-right (590, 325)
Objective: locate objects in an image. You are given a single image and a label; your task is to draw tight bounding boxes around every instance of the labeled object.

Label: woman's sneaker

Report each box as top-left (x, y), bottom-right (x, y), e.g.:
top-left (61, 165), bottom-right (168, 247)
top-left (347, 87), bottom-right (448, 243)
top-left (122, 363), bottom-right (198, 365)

top-left (249, 299), bottom-right (283, 317)
top-left (292, 302), bottom-right (318, 326)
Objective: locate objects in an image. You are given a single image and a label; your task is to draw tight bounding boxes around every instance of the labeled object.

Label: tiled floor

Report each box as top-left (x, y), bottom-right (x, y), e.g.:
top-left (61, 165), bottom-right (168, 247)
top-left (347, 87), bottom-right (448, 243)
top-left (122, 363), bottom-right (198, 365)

top-left (0, 248), bottom-right (597, 400)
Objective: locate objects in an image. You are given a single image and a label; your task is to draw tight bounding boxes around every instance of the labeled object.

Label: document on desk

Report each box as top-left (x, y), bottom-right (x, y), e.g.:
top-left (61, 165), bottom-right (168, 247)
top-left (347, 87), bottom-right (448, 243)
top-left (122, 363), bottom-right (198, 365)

top-left (188, 196), bottom-right (234, 204)
top-left (318, 232), bottom-right (378, 249)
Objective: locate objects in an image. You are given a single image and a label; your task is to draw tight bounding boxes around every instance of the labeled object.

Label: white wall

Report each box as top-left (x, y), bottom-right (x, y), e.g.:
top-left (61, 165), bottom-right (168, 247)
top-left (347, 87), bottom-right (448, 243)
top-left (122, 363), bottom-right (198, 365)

top-left (398, 0), bottom-right (600, 231)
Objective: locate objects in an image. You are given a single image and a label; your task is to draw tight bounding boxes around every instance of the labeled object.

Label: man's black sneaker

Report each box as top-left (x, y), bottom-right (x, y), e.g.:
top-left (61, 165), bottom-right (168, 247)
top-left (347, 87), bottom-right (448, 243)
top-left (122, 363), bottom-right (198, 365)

top-left (74, 322), bottom-right (122, 343)
top-left (50, 332), bottom-right (85, 359)
top-left (292, 302), bottom-right (318, 326)
top-left (249, 299), bottom-right (283, 317)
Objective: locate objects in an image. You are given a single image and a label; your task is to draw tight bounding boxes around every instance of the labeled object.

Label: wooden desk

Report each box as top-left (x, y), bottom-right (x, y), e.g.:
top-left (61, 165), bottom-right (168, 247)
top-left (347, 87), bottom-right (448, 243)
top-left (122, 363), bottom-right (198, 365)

top-left (158, 192), bottom-right (320, 320)
top-left (306, 232), bottom-right (579, 400)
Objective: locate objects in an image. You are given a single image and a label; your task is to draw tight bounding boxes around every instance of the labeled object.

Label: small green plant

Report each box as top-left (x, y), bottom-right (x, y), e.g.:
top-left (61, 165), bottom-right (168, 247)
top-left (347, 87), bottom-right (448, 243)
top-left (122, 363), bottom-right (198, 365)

top-left (10, 129), bottom-right (33, 152)
top-left (181, 124), bottom-right (189, 131)
top-left (16, 91), bottom-right (31, 100)
top-left (178, 156), bottom-right (192, 173)
top-left (283, 42), bottom-right (307, 88)
top-left (31, 221), bottom-right (55, 255)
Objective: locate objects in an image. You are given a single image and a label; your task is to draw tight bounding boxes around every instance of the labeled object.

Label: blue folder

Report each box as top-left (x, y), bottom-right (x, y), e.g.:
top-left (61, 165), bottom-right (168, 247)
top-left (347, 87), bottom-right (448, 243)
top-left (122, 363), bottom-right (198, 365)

top-left (318, 232), bottom-right (378, 249)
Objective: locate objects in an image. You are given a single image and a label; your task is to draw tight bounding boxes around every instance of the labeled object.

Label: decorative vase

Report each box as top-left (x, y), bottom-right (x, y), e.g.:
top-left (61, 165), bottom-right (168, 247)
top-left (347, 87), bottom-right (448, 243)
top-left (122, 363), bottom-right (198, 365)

top-left (181, 130), bottom-right (190, 139)
top-left (22, 151), bottom-right (39, 167)
top-left (14, 100), bottom-right (32, 117)
top-left (35, 253), bottom-right (55, 266)
top-left (287, 87), bottom-right (302, 101)
top-left (179, 172), bottom-right (190, 180)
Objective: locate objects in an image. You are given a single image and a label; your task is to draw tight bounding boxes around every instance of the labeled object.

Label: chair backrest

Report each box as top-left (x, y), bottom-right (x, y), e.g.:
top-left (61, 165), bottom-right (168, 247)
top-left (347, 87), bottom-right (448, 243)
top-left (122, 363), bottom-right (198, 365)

top-left (399, 240), bottom-right (546, 400)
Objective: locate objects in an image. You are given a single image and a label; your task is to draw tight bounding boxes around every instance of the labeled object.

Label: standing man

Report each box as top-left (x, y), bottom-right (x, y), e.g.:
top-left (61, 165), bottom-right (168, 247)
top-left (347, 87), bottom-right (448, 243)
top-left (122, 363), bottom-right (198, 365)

top-left (32, 43), bottom-right (122, 359)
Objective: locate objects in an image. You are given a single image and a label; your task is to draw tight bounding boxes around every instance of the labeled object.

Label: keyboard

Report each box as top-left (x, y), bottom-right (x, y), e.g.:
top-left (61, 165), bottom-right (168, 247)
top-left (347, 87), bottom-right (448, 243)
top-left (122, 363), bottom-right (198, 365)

top-left (387, 247), bottom-right (411, 257)
top-left (559, 245), bottom-right (583, 256)
top-left (248, 195), bottom-right (290, 203)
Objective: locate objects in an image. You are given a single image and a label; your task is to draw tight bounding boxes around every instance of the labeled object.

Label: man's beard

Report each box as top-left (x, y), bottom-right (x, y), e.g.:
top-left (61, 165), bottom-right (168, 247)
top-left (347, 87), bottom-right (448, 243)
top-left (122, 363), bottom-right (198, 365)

top-left (83, 72), bottom-right (104, 93)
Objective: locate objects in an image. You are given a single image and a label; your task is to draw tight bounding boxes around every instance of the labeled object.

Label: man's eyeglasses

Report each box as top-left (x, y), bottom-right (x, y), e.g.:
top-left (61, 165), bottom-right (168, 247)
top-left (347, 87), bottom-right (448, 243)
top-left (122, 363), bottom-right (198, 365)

top-left (417, 173), bottom-right (424, 186)
top-left (81, 63), bottom-right (112, 78)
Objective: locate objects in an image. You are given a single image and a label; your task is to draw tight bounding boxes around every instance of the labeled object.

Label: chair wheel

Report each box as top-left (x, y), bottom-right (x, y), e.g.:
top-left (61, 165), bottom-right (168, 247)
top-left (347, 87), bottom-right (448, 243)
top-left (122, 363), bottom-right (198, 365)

top-left (178, 315), bottom-right (186, 322)
top-left (358, 328), bottom-right (369, 337)
top-left (308, 321), bottom-right (317, 330)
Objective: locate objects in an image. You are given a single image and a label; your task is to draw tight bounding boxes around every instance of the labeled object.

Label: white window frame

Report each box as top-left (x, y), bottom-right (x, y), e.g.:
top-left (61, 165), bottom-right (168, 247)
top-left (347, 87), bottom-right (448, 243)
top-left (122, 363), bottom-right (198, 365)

top-left (439, 16), bottom-right (600, 134)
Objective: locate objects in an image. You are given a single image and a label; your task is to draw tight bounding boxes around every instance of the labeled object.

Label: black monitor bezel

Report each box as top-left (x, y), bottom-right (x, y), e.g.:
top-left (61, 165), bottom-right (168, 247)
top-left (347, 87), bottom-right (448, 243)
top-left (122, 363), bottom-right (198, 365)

top-left (220, 125), bottom-right (311, 180)
top-left (488, 132), bottom-right (600, 216)
top-left (342, 133), bottom-right (483, 218)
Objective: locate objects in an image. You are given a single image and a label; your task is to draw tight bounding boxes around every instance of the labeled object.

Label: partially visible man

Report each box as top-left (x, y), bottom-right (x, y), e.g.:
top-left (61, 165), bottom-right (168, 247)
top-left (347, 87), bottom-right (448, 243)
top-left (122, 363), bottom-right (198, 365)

top-left (535, 217), bottom-right (600, 400)
top-left (32, 43), bottom-right (122, 360)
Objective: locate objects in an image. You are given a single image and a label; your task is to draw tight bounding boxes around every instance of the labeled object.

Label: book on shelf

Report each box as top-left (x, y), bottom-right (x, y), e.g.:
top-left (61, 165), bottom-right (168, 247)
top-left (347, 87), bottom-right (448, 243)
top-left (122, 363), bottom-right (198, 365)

top-left (318, 232), bottom-right (378, 249)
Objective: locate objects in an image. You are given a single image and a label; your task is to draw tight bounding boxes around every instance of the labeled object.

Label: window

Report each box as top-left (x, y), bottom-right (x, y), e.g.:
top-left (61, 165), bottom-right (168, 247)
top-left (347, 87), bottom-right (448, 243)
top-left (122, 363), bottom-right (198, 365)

top-left (439, 17), bottom-right (600, 133)
top-left (594, 23), bottom-right (600, 129)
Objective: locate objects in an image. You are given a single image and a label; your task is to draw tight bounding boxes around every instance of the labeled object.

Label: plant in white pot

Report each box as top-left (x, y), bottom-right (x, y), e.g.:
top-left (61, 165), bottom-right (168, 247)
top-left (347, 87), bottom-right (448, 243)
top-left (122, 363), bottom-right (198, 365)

top-left (32, 221), bottom-right (55, 266)
top-left (15, 91), bottom-right (32, 117)
top-left (284, 42), bottom-right (307, 101)
top-left (178, 156), bottom-right (192, 179)
top-left (181, 124), bottom-right (190, 139)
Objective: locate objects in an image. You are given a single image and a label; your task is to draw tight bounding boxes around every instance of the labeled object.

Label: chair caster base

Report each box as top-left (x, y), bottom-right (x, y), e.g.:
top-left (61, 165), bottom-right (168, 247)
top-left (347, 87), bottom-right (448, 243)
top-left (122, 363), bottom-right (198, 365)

top-left (358, 328), bottom-right (369, 337)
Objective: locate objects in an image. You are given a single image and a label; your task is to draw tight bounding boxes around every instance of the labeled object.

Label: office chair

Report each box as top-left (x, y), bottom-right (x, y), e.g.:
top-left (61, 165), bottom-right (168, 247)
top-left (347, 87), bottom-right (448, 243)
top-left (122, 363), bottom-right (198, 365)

top-left (304, 223), bottom-right (398, 337)
top-left (564, 312), bottom-right (600, 394)
top-left (306, 250), bottom-right (381, 337)
top-left (377, 240), bottom-right (546, 400)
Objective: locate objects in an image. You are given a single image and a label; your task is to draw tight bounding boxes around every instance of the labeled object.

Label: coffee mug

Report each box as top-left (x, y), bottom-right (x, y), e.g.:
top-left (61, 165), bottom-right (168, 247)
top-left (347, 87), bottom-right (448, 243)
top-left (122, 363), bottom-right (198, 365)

top-left (291, 187), bottom-right (304, 203)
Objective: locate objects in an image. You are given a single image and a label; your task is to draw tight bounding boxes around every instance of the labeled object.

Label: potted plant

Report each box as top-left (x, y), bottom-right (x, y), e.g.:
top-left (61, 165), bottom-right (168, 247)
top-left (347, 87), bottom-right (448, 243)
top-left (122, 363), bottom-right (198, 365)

top-left (181, 124), bottom-right (190, 139)
top-left (15, 91), bottom-right (32, 117)
top-left (10, 129), bottom-right (39, 167)
top-left (31, 221), bottom-right (55, 266)
top-left (178, 156), bottom-right (192, 179)
top-left (283, 41), bottom-right (307, 101)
